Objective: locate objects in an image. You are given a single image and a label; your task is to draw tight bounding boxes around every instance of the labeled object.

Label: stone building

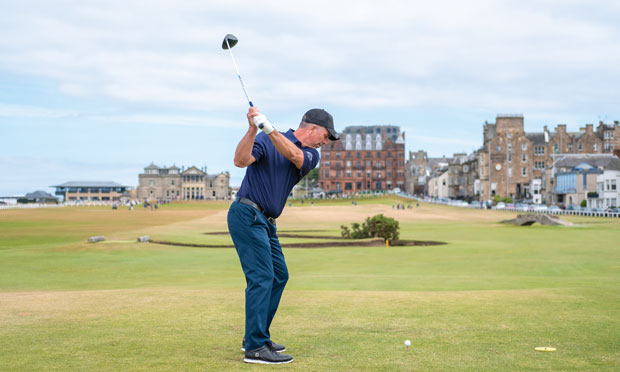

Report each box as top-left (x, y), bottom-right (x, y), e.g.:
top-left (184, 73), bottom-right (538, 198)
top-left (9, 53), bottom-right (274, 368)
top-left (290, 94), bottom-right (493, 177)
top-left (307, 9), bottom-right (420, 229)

top-left (137, 163), bottom-right (230, 200)
top-left (405, 151), bottom-right (451, 196)
top-left (479, 116), bottom-right (619, 204)
top-left (427, 166), bottom-right (450, 198)
top-left (318, 125), bottom-right (405, 195)
top-left (547, 154), bottom-right (619, 207)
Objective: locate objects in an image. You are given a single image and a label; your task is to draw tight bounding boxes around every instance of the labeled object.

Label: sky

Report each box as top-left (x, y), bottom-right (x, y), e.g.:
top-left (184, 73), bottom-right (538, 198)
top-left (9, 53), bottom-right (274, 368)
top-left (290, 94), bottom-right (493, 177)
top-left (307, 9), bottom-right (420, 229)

top-left (1, 0), bottom-right (619, 195)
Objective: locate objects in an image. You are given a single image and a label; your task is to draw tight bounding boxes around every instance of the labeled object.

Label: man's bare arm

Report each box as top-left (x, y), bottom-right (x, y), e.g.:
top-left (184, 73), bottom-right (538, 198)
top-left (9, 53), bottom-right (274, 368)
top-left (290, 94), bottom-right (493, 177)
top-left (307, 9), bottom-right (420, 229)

top-left (233, 107), bottom-right (260, 168)
top-left (267, 131), bottom-right (304, 169)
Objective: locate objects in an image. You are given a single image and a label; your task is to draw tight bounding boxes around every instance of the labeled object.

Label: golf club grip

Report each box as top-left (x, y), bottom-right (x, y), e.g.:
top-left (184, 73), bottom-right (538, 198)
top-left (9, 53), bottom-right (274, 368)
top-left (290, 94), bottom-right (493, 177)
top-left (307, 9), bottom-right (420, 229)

top-left (249, 101), bottom-right (253, 107)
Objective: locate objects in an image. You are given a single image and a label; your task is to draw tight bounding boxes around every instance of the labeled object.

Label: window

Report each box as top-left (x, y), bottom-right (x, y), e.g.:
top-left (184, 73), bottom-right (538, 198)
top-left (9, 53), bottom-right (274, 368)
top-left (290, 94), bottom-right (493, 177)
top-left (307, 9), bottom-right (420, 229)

top-left (377, 171), bottom-right (382, 179)
top-left (366, 170), bottom-right (371, 177)
top-left (325, 171), bottom-right (329, 177)
top-left (336, 171), bottom-right (340, 177)
top-left (508, 153), bottom-right (512, 163)
top-left (376, 161), bottom-right (382, 167)
top-left (345, 182), bottom-right (352, 190)
top-left (554, 144), bottom-right (559, 153)
top-left (387, 160), bottom-right (391, 166)
top-left (522, 143), bottom-right (527, 151)
top-left (568, 144), bottom-right (573, 151)
top-left (171, 180), bottom-right (175, 185)
top-left (507, 132), bottom-right (512, 138)
top-left (578, 143), bottom-right (583, 152)
top-left (357, 182), bottom-right (362, 190)
top-left (534, 146), bottom-right (545, 155)
top-left (612, 179), bottom-right (617, 191)
top-left (366, 152), bottom-right (371, 158)
top-left (357, 152), bottom-right (361, 158)
top-left (535, 161), bottom-right (545, 169)
top-left (387, 152), bottom-right (392, 158)
top-left (336, 152), bottom-right (341, 158)
top-left (496, 145), bottom-right (501, 152)
top-left (336, 182), bottom-right (341, 190)
top-left (377, 152), bottom-right (381, 158)
top-left (346, 152), bottom-right (351, 158)
top-left (366, 160), bottom-right (371, 167)
top-left (522, 168), bottom-right (527, 176)
top-left (594, 143), bottom-right (598, 151)
top-left (346, 161), bottom-right (351, 167)
top-left (522, 154), bottom-right (527, 162)
top-left (508, 168), bottom-right (512, 177)
top-left (346, 170), bottom-right (351, 177)
top-left (508, 143), bottom-right (512, 151)
top-left (356, 171), bottom-right (361, 177)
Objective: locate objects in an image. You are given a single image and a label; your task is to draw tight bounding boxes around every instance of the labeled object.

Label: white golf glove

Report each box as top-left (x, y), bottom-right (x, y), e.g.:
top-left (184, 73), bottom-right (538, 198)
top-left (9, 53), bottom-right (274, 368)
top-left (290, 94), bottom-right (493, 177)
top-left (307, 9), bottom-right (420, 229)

top-left (253, 113), bottom-right (275, 134)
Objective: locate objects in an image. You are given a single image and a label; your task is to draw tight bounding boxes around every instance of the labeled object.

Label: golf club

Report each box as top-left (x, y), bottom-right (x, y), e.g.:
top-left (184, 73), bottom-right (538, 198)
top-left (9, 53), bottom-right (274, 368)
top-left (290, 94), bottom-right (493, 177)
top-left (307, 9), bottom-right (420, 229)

top-left (222, 34), bottom-right (253, 108)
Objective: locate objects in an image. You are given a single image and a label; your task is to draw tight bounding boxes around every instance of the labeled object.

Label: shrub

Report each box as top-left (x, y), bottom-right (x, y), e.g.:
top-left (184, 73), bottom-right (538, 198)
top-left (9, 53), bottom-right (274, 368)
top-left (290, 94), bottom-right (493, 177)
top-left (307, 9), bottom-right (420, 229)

top-left (580, 199), bottom-right (587, 208)
top-left (340, 214), bottom-right (400, 241)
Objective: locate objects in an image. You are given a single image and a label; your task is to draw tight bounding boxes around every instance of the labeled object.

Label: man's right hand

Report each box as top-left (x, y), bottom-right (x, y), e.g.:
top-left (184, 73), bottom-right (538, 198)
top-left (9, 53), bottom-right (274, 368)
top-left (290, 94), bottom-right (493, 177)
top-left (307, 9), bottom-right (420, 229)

top-left (246, 107), bottom-right (260, 130)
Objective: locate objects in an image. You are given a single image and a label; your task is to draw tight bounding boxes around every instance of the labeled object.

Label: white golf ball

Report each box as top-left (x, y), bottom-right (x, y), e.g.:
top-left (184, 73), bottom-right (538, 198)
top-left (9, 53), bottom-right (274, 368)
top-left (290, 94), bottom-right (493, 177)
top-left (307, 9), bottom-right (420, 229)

top-left (404, 340), bottom-right (411, 347)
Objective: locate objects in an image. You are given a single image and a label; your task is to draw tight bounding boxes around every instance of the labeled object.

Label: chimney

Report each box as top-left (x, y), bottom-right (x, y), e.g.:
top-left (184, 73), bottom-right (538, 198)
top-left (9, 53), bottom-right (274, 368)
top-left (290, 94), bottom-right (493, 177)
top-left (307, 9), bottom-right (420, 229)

top-left (586, 124), bottom-right (593, 134)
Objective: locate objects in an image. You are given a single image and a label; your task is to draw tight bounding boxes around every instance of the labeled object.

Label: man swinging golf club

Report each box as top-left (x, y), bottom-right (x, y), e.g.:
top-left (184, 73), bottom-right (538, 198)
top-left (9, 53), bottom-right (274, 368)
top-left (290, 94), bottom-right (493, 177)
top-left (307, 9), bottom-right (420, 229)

top-left (228, 107), bottom-right (339, 364)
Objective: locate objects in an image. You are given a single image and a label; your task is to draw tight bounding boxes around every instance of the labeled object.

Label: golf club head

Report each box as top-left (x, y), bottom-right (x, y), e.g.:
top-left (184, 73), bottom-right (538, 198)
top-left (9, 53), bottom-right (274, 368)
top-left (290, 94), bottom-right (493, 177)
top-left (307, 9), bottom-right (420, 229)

top-left (222, 34), bottom-right (238, 50)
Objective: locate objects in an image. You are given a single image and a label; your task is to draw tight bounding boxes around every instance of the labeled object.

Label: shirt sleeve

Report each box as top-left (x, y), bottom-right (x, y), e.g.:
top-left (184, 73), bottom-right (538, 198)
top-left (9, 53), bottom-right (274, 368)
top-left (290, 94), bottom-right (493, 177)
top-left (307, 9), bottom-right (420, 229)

top-left (299, 147), bottom-right (320, 177)
top-left (251, 132), bottom-right (267, 162)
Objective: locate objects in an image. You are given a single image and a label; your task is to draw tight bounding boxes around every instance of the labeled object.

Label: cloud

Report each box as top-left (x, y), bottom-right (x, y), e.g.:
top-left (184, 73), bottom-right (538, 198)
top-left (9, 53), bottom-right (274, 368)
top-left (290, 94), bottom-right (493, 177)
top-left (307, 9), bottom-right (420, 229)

top-left (0, 0), bottom-right (618, 116)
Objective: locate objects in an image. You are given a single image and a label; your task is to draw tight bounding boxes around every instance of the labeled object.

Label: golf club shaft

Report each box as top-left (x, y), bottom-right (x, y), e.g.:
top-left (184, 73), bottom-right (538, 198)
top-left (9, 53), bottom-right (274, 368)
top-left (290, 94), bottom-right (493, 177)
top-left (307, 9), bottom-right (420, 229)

top-left (225, 39), bottom-right (253, 107)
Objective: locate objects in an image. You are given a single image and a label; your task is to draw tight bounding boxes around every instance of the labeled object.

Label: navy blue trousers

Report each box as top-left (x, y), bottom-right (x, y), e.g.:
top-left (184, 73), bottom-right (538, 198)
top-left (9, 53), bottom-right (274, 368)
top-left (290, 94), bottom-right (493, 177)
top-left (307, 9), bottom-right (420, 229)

top-left (227, 201), bottom-right (289, 351)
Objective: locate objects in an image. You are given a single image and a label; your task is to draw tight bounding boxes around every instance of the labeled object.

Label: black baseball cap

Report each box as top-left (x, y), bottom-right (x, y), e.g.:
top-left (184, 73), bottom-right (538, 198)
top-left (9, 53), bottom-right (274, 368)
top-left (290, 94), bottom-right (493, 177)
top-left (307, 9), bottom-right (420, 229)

top-left (302, 108), bottom-right (339, 141)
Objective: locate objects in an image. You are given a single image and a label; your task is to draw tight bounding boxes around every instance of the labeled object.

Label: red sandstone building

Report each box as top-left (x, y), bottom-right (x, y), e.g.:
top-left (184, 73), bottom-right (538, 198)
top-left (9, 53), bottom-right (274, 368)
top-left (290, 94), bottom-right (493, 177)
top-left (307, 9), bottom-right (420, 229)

top-left (318, 125), bottom-right (406, 195)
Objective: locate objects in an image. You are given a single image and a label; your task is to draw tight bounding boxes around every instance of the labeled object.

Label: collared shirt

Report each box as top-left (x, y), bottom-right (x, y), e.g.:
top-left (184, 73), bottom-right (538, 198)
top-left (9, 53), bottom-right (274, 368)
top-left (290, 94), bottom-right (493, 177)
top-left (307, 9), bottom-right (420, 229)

top-left (237, 129), bottom-right (319, 219)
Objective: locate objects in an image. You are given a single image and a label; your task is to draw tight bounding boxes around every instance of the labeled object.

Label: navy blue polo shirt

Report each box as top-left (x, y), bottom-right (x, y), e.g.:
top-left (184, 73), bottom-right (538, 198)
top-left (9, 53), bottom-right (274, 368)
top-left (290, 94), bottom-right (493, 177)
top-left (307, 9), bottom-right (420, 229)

top-left (237, 129), bottom-right (319, 219)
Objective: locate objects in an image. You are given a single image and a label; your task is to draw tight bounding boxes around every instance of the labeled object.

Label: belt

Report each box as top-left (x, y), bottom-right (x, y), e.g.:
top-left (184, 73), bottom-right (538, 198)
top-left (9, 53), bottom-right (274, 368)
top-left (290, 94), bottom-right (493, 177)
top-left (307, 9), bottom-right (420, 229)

top-left (237, 197), bottom-right (276, 224)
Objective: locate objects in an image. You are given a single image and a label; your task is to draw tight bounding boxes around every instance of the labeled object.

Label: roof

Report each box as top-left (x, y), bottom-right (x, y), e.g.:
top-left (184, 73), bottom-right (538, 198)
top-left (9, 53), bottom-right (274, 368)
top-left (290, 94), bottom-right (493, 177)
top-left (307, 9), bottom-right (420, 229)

top-left (25, 191), bottom-right (56, 199)
top-left (145, 162), bottom-right (159, 169)
top-left (526, 133), bottom-right (547, 145)
top-left (554, 155), bottom-right (620, 170)
top-left (341, 125), bottom-right (403, 150)
top-left (52, 181), bottom-right (128, 187)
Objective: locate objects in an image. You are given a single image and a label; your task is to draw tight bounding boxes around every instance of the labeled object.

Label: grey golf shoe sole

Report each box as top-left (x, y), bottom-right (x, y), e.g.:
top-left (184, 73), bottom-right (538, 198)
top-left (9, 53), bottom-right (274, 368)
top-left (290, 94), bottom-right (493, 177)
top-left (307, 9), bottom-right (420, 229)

top-left (243, 357), bottom-right (293, 364)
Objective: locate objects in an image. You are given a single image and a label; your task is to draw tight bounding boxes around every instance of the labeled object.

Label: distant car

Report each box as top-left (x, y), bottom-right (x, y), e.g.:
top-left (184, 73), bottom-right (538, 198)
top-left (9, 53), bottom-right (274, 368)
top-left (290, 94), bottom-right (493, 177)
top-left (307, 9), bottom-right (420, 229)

top-left (496, 202), bottom-right (506, 209)
top-left (548, 206), bottom-right (562, 212)
top-left (506, 203), bottom-right (515, 210)
top-left (566, 204), bottom-right (579, 211)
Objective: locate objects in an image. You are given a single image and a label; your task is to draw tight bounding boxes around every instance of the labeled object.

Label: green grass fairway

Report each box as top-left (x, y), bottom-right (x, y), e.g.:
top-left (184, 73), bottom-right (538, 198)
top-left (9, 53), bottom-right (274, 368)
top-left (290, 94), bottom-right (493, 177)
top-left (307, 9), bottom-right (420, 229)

top-left (1, 198), bottom-right (619, 371)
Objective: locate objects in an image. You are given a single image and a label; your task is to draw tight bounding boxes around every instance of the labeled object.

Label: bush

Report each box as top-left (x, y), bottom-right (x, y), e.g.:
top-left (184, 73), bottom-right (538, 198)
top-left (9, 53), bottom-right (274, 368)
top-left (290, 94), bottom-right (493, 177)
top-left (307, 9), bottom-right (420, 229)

top-left (340, 214), bottom-right (400, 241)
top-left (580, 199), bottom-right (587, 208)
top-left (504, 196), bottom-right (513, 203)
